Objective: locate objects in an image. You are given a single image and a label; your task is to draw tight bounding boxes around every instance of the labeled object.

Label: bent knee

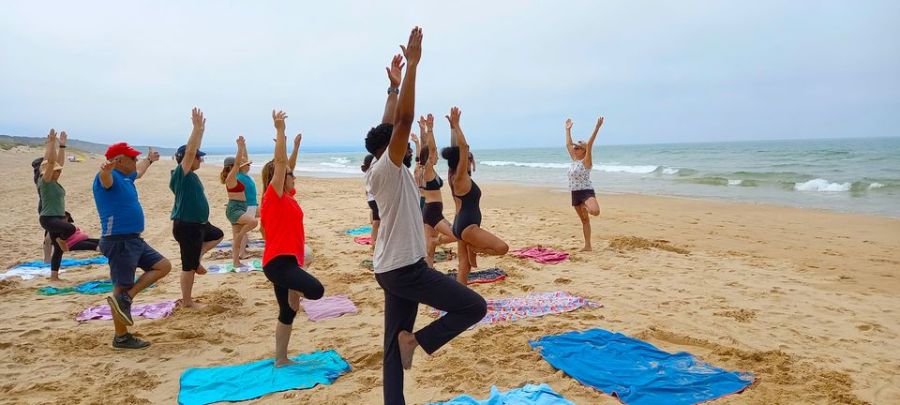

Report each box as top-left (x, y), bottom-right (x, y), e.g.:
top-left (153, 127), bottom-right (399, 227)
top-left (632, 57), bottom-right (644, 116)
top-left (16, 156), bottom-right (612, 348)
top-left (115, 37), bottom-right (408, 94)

top-left (278, 307), bottom-right (297, 325)
top-left (305, 281), bottom-right (325, 301)
top-left (467, 295), bottom-right (488, 321)
top-left (496, 242), bottom-right (509, 256)
top-left (154, 259), bottom-right (172, 275)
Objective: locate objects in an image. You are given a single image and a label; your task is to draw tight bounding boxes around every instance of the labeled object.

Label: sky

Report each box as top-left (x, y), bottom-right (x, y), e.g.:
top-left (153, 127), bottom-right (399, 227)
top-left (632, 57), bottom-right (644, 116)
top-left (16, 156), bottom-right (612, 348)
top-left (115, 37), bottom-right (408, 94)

top-left (1, 1), bottom-right (898, 151)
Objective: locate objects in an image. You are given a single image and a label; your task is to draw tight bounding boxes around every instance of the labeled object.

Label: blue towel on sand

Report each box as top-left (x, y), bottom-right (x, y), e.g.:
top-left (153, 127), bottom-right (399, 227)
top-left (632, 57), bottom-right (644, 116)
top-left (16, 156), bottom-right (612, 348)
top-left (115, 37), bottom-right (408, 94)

top-left (344, 225), bottom-right (372, 236)
top-left (12, 256), bottom-right (108, 270)
top-left (431, 384), bottom-right (574, 405)
top-left (530, 329), bottom-right (754, 405)
top-left (38, 280), bottom-right (114, 295)
top-left (178, 349), bottom-right (351, 405)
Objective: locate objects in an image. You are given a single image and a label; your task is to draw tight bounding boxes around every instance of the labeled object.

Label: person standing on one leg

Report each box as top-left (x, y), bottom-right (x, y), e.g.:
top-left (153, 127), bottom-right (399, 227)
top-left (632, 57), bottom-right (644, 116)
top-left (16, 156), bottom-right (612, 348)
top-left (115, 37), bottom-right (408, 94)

top-left (564, 117), bottom-right (603, 251)
top-left (364, 27), bottom-right (487, 405)
top-left (221, 136), bottom-right (258, 268)
top-left (170, 108), bottom-right (224, 308)
top-left (94, 142), bottom-right (171, 349)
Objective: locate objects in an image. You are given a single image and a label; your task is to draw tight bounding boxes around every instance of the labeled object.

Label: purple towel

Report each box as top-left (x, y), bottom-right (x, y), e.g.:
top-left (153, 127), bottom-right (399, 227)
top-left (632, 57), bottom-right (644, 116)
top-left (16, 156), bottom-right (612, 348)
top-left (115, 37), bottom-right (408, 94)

top-left (300, 295), bottom-right (358, 321)
top-left (76, 300), bottom-right (177, 322)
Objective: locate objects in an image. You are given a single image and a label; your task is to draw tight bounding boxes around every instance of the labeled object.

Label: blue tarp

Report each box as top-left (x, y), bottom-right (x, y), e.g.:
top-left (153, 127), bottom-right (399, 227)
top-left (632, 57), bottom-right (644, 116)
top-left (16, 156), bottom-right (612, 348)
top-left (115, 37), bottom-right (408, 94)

top-left (178, 349), bottom-right (351, 405)
top-left (529, 329), bottom-right (754, 405)
top-left (344, 225), bottom-right (372, 236)
top-left (431, 384), bottom-right (575, 405)
top-left (11, 256), bottom-right (108, 270)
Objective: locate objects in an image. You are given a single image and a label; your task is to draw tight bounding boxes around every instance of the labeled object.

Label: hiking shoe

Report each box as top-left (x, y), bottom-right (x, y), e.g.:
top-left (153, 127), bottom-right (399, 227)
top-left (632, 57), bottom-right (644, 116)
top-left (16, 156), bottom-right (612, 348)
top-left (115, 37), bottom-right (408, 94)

top-left (112, 333), bottom-right (150, 350)
top-left (107, 293), bottom-right (134, 326)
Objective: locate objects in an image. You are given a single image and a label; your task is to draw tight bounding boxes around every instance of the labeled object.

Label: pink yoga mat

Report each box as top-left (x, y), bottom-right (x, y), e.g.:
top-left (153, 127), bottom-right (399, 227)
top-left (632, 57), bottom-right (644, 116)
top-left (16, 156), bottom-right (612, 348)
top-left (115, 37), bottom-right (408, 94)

top-left (300, 295), bottom-right (358, 321)
top-left (510, 247), bottom-right (569, 264)
top-left (76, 300), bottom-right (177, 322)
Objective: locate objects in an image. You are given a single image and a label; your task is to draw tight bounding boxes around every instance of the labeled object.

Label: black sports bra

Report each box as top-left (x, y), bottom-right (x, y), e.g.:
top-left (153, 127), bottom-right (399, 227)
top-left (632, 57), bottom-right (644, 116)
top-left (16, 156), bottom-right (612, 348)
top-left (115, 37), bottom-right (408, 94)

top-left (423, 174), bottom-right (443, 191)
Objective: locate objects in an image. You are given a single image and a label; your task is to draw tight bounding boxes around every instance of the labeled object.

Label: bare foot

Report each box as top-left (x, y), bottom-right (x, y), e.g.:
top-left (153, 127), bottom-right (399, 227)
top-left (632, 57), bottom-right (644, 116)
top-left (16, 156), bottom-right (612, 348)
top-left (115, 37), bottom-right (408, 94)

top-left (580, 246), bottom-right (592, 252)
top-left (275, 358), bottom-right (298, 368)
top-left (288, 290), bottom-right (301, 312)
top-left (398, 330), bottom-right (418, 370)
top-left (55, 238), bottom-right (69, 253)
top-left (232, 261), bottom-right (245, 269)
top-left (180, 300), bottom-right (205, 309)
top-left (195, 264), bottom-right (207, 275)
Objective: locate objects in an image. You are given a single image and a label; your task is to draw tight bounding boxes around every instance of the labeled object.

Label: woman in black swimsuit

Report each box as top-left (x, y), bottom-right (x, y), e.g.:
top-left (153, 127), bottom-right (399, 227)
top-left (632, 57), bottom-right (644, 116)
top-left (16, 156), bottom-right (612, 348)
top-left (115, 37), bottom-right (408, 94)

top-left (442, 107), bottom-right (508, 284)
top-left (418, 113), bottom-right (457, 267)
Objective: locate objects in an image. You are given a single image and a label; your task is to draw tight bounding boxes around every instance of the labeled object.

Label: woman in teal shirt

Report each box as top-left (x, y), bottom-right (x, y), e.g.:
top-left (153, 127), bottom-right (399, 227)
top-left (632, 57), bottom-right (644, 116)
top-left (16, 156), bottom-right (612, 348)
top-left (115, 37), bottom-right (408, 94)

top-left (37, 129), bottom-right (75, 282)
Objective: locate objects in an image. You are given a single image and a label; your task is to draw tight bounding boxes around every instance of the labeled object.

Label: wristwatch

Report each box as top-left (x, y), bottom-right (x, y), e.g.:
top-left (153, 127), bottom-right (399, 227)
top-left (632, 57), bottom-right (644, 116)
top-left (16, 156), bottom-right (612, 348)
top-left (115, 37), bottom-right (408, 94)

top-left (387, 87), bottom-right (399, 95)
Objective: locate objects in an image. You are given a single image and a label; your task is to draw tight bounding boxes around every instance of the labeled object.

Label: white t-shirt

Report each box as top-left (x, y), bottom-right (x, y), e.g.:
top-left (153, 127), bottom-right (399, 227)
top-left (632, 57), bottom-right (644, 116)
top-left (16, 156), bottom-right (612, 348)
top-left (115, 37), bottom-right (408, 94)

top-left (365, 155), bottom-right (426, 273)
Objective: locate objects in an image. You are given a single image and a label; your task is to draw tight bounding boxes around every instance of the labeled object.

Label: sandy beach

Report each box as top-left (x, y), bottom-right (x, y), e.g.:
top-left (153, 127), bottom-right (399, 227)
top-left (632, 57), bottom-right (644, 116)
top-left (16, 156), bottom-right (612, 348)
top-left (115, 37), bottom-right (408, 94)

top-left (0, 146), bottom-right (897, 404)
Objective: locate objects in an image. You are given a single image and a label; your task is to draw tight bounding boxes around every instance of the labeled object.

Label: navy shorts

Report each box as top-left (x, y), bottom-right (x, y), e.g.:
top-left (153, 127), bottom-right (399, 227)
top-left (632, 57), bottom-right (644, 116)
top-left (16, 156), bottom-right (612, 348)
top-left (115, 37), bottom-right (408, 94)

top-left (99, 234), bottom-right (164, 288)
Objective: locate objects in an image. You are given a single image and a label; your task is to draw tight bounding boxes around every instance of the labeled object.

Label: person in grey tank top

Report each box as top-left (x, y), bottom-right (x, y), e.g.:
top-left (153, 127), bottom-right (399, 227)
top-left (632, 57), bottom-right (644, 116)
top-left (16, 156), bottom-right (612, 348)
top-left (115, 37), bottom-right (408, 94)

top-left (565, 117), bottom-right (604, 251)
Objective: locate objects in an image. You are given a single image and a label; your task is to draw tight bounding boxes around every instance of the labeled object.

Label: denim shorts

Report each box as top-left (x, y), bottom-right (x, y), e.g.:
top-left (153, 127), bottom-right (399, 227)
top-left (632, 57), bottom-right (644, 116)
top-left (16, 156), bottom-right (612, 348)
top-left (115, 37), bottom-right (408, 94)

top-left (99, 234), bottom-right (164, 288)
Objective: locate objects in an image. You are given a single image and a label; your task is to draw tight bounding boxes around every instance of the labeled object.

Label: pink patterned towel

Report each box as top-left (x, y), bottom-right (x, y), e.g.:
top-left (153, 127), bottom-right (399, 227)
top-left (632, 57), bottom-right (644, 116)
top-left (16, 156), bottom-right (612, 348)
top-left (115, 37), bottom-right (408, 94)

top-left (432, 291), bottom-right (600, 327)
top-left (353, 236), bottom-right (372, 246)
top-left (76, 300), bottom-right (177, 322)
top-left (300, 295), bottom-right (359, 321)
top-left (510, 247), bottom-right (569, 264)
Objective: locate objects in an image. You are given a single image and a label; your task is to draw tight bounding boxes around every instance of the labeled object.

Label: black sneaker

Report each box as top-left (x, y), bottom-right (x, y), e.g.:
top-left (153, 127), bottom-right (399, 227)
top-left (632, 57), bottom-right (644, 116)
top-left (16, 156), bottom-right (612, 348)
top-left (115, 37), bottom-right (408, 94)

top-left (107, 293), bottom-right (134, 326)
top-left (112, 333), bottom-right (150, 350)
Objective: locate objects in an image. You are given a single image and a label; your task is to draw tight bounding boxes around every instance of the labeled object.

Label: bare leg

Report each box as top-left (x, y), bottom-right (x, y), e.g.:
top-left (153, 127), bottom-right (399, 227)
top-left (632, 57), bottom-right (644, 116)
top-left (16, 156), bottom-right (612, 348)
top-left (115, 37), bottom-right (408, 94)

top-left (434, 220), bottom-right (457, 245)
top-left (42, 234), bottom-right (52, 264)
top-left (456, 240), bottom-right (471, 285)
top-left (180, 271), bottom-right (200, 308)
top-left (231, 224), bottom-right (243, 267)
top-left (198, 237), bottom-right (223, 274)
top-left (235, 213), bottom-right (258, 260)
top-left (574, 205), bottom-right (591, 251)
top-left (424, 225), bottom-right (436, 267)
top-left (584, 196), bottom-right (601, 216)
top-left (398, 330), bottom-right (419, 370)
top-left (371, 220), bottom-right (380, 251)
top-left (461, 225), bottom-right (509, 256)
top-left (274, 321), bottom-right (297, 367)
top-left (128, 259), bottom-right (171, 298)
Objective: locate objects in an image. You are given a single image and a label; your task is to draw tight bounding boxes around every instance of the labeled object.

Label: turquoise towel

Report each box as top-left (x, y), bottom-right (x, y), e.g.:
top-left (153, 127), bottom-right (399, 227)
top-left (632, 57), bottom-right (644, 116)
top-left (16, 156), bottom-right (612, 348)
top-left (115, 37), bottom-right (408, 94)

top-left (12, 256), bottom-right (108, 270)
top-left (344, 225), bottom-right (372, 236)
top-left (178, 349), bottom-right (351, 405)
top-left (38, 280), bottom-right (114, 295)
top-left (431, 384), bottom-right (574, 405)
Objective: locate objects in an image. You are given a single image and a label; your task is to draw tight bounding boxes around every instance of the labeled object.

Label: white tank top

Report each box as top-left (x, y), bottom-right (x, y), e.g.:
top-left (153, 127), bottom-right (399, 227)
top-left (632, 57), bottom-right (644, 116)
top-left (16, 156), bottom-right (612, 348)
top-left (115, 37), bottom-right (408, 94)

top-left (568, 160), bottom-right (593, 191)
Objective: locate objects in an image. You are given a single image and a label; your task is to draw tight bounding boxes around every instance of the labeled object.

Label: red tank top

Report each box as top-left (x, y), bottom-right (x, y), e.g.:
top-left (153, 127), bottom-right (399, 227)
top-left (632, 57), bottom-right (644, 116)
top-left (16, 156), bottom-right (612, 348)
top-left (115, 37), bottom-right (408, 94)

top-left (260, 184), bottom-right (304, 266)
top-left (226, 180), bottom-right (245, 193)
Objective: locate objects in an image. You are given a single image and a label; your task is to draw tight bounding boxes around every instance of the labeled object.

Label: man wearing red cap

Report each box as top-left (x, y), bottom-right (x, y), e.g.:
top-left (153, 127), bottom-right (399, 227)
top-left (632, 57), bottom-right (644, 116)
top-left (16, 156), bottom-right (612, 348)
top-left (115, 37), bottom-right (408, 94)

top-left (93, 141), bottom-right (170, 349)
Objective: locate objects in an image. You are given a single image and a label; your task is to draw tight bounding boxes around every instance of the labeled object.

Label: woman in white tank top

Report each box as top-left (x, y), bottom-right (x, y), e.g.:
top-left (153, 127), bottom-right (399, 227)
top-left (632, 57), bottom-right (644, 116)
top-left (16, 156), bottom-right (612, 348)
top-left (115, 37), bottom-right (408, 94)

top-left (565, 117), bottom-right (604, 251)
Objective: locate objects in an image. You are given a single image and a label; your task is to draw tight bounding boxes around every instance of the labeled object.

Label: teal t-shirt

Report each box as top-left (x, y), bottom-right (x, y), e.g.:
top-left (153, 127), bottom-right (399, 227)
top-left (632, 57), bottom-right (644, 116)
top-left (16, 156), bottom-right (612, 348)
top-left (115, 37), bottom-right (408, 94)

top-left (38, 178), bottom-right (66, 217)
top-left (236, 172), bottom-right (258, 206)
top-left (169, 164), bottom-right (210, 223)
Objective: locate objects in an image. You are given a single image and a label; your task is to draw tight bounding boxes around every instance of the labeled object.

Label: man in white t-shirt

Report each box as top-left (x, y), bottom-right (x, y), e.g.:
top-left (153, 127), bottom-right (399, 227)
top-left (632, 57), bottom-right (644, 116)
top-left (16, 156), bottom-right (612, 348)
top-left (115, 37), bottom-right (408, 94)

top-left (364, 27), bottom-right (487, 405)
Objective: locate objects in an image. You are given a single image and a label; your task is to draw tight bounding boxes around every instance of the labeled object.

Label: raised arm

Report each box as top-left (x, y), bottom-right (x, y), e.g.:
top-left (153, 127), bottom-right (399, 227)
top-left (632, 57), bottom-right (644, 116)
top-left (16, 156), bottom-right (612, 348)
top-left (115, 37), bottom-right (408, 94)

top-left (41, 129), bottom-right (57, 182)
top-left (135, 147), bottom-right (159, 180)
top-left (388, 27), bottom-right (422, 166)
top-left (447, 107), bottom-right (472, 194)
top-left (288, 132), bottom-right (302, 170)
top-left (564, 119), bottom-right (577, 160)
top-left (421, 114), bottom-right (438, 178)
top-left (98, 159), bottom-right (115, 189)
top-left (56, 131), bottom-right (67, 170)
top-left (180, 107), bottom-right (206, 173)
top-left (583, 117), bottom-right (603, 169)
top-left (271, 110), bottom-right (289, 197)
top-left (225, 137), bottom-right (245, 189)
top-left (381, 54), bottom-right (404, 124)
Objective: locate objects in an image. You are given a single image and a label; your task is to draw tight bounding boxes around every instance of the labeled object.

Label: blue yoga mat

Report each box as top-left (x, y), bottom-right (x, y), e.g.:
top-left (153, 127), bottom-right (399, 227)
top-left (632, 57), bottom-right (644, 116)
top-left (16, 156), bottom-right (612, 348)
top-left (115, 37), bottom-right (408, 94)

top-left (178, 349), bottom-right (351, 405)
top-left (38, 280), bottom-right (113, 295)
top-left (12, 256), bottom-right (108, 270)
top-left (431, 383), bottom-right (574, 405)
top-left (344, 225), bottom-right (371, 236)
top-left (530, 329), bottom-right (754, 405)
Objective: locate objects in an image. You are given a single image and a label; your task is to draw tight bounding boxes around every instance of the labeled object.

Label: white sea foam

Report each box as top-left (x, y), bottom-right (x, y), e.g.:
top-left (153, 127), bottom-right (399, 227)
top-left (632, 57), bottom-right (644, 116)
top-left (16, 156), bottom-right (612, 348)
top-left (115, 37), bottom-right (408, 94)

top-left (727, 179), bottom-right (743, 186)
top-left (594, 165), bottom-right (659, 174)
top-left (480, 161), bottom-right (569, 169)
top-left (869, 182), bottom-right (885, 189)
top-left (794, 178), bottom-right (851, 192)
top-left (331, 157), bottom-right (351, 165)
top-left (662, 167), bottom-right (680, 175)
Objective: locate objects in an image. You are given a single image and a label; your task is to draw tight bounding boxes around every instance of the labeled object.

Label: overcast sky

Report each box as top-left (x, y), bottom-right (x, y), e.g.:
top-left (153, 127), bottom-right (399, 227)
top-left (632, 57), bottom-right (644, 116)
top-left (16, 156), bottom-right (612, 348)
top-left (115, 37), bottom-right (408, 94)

top-left (1, 1), bottom-right (898, 150)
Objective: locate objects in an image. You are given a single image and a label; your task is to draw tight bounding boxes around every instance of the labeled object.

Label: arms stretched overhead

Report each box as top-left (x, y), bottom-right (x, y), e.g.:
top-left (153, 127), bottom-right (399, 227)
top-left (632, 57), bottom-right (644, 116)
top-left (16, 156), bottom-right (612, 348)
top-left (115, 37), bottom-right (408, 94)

top-left (583, 117), bottom-right (604, 170)
top-left (181, 108), bottom-right (206, 173)
top-left (136, 147), bottom-right (159, 179)
top-left (447, 107), bottom-right (472, 195)
top-left (271, 110), bottom-right (289, 197)
top-left (41, 129), bottom-right (58, 182)
top-left (289, 132), bottom-right (302, 170)
top-left (381, 54), bottom-right (404, 124)
top-left (225, 137), bottom-right (246, 189)
top-left (387, 27), bottom-right (423, 166)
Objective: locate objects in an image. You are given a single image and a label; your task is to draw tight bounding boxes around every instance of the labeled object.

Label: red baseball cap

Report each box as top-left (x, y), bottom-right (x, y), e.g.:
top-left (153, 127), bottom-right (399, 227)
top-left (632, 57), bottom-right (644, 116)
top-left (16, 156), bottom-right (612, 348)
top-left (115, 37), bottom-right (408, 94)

top-left (105, 142), bottom-right (142, 160)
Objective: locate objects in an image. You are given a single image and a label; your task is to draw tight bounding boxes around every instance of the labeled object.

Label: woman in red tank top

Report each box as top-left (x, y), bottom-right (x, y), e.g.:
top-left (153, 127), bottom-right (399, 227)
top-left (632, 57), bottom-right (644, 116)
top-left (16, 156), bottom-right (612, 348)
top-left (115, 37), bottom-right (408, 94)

top-left (258, 110), bottom-right (324, 368)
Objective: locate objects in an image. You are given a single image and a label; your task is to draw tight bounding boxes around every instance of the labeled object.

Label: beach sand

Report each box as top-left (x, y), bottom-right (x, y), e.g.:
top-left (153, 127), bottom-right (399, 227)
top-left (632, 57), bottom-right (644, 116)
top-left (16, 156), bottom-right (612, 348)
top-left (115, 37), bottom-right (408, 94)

top-left (1, 146), bottom-right (897, 404)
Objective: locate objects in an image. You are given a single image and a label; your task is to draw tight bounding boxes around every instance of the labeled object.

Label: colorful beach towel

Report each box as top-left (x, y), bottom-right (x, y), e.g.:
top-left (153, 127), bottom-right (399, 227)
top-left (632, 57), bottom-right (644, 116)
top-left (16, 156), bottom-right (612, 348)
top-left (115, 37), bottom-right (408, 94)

top-left (76, 300), bottom-right (177, 322)
top-left (344, 225), bottom-right (372, 236)
top-left (1, 256), bottom-right (109, 281)
top-left (206, 259), bottom-right (263, 274)
top-left (353, 236), bottom-right (372, 245)
top-left (300, 295), bottom-right (358, 321)
top-left (446, 268), bottom-right (507, 284)
top-left (38, 280), bottom-right (113, 295)
top-left (214, 239), bottom-right (265, 250)
top-left (431, 384), bottom-right (575, 405)
top-left (511, 247), bottom-right (569, 264)
top-left (177, 349), bottom-right (351, 405)
top-left (433, 291), bottom-right (599, 327)
top-left (529, 329), bottom-right (755, 405)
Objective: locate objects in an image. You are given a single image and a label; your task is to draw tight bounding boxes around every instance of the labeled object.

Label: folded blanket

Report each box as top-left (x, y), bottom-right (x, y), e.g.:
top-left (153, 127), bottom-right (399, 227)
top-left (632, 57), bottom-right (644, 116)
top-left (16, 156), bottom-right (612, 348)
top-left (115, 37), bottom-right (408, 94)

top-left (178, 349), bottom-right (351, 405)
top-left (214, 239), bottom-right (266, 249)
top-left (206, 259), bottom-right (263, 274)
top-left (300, 295), bottom-right (358, 321)
top-left (76, 300), bottom-right (177, 322)
top-left (529, 329), bottom-right (755, 405)
top-left (353, 236), bottom-right (372, 245)
top-left (510, 247), bottom-right (569, 264)
top-left (344, 225), bottom-right (372, 236)
top-left (1, 256), bottom-right (109, 280)
top-left (430, 383), bottom-right (575, 405)
top-left (446, 268), bottom-right (507, 284)
top-left (38, 280), bottom-right (113, 295)
top-left (432, 291), bottom-right (599, 327)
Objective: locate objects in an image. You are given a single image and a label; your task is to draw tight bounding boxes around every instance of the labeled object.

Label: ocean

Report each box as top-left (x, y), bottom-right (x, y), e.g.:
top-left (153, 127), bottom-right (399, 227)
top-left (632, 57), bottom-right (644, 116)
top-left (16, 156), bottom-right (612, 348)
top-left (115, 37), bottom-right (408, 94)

top-left (204, 137), bottom-right (900, 217)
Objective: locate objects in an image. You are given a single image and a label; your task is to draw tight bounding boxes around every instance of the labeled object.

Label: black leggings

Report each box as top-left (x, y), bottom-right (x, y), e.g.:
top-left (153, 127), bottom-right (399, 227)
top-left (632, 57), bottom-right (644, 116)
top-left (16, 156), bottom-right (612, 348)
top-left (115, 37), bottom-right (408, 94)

top-left (39, 216), bottom-right (76, 272)
top-left (71, 239), bottom-right (99, 251)
top-left (262, 255), bottom-right (324, 325)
